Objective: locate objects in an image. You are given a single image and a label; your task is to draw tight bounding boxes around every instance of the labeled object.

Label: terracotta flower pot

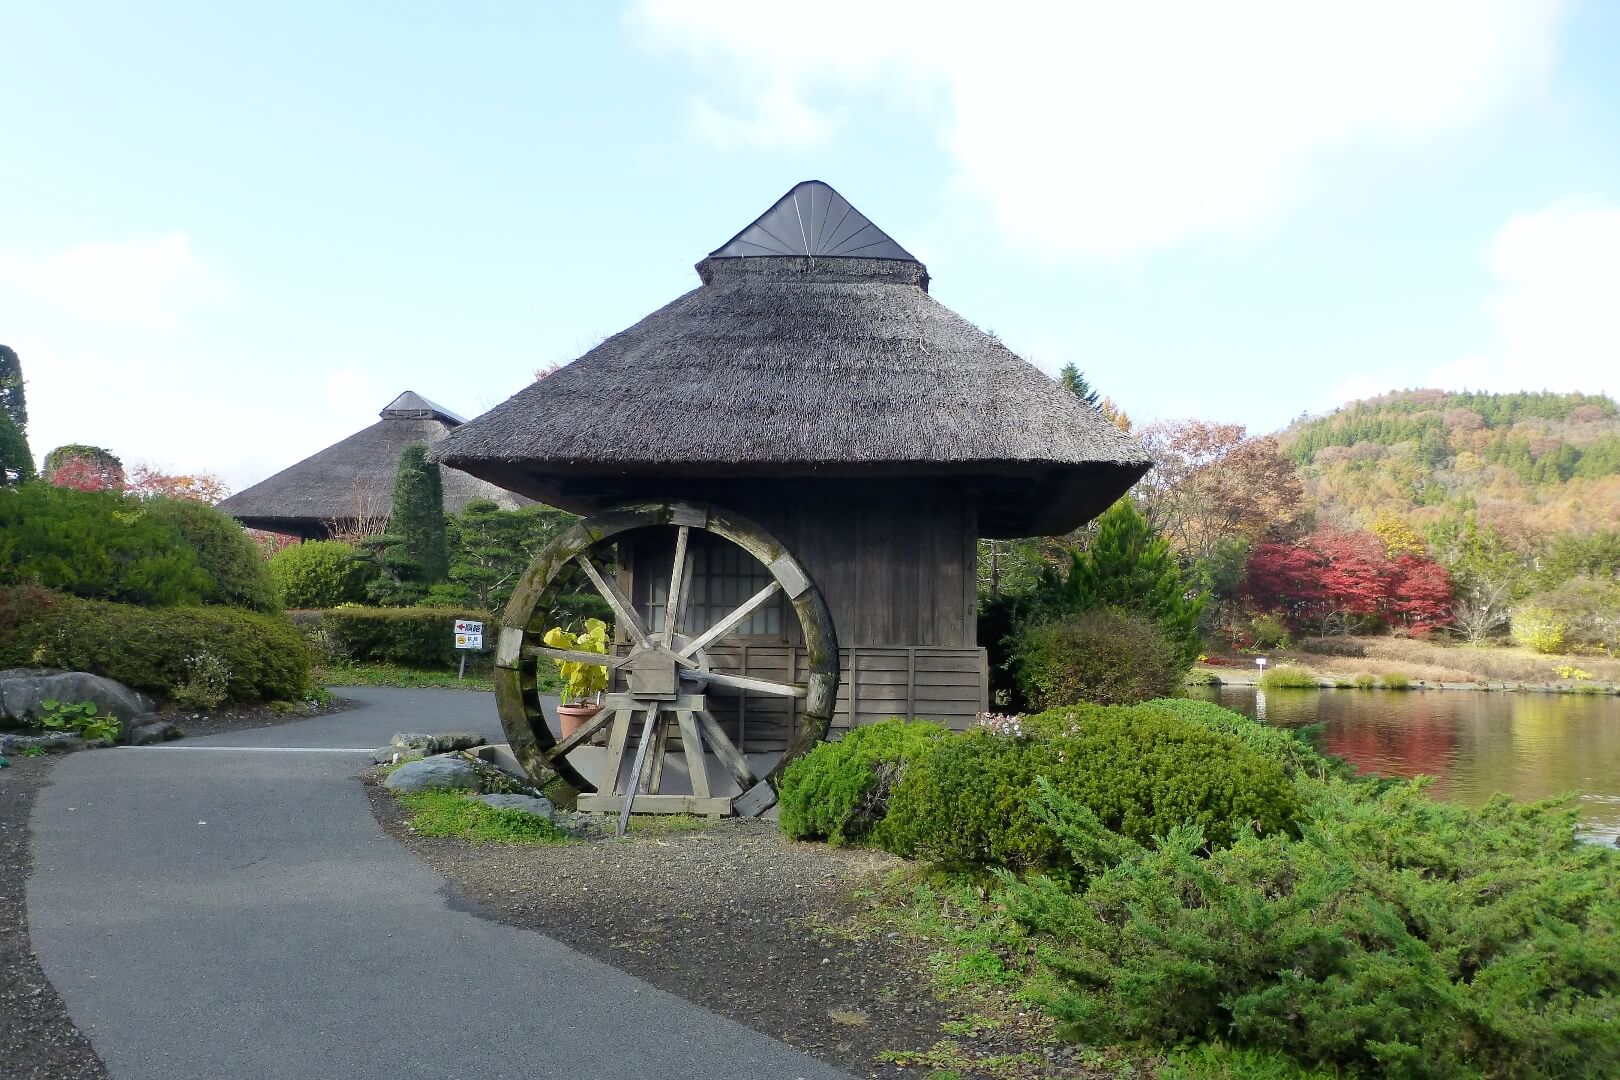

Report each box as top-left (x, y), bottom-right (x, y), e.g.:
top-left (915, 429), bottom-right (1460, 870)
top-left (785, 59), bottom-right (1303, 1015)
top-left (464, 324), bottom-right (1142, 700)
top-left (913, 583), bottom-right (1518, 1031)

top-left (557, 702), bottom-right (603, 740)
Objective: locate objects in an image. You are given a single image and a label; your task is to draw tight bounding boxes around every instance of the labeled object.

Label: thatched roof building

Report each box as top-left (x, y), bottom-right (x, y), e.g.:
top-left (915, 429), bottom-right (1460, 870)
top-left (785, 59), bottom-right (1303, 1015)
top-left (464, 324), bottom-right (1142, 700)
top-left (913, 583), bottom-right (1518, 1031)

top-left (432, 181), bottom-right (1148, 537)
top-left (219, 391), bottom-right (528, 538)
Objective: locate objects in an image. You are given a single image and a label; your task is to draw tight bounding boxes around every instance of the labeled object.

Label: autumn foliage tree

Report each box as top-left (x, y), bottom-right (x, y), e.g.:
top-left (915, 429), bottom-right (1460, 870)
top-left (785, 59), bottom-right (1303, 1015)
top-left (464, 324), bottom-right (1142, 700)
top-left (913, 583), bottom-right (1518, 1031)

top-left (127, 464), bottom-right (231, 504)
top-left (1244, 528), bottom-right (1453, 635)
top-left (1135, 420), bottom-right (1306, 562)
top-left (43, 445), bottom-right (125, 492)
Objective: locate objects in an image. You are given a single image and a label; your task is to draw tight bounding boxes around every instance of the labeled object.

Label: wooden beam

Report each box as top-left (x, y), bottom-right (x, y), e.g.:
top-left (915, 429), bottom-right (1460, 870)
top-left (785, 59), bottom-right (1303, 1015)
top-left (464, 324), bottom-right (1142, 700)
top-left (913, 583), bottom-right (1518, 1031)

top-left (601, 708), bottom-right (632, 791)
top-left (679, 581), bottom-right (782, 657)
top-left (541, 704), bottom-right (619, 762)
top-left (662, 525), bottom-right (691, 646)
top-left (525, 644), bottom-right (627, 669)
top-left (575, 554), bottom-right (653, 649)
top-left (703, 669), bottom-right (806, 699)
top-left (578, 793), bottom-right (734, 816)
top-left (675, 710), bottom-right (710, 799)
top-left (618, 707), bottom-right (661, 836)
top-left (696, 709), bottom-right (758, 790)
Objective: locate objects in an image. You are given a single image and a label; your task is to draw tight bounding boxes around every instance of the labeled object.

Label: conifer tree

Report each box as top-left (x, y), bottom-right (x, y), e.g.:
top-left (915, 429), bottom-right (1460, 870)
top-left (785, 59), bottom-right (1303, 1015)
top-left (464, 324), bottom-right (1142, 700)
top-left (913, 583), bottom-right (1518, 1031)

top-left (365, 444), bottom-right (449, 604)
top-left (391, 443), bottom-right (449, 582)
top-left (1056, 499), bottom-right (1204, 663)
top-left (0, 345), bottom-right (34, 485)
top-left (1057, 362), bottom-right (1101, 408)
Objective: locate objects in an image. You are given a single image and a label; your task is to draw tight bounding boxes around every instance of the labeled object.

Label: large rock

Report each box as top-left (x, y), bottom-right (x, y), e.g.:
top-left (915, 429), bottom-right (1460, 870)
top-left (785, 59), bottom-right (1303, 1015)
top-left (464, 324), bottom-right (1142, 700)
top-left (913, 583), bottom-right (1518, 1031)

top-left (0, 670), bottom-right (154, 732)
top-left (128, 720), bottom-right (183, 746)
top-left (388, 731), bottom-right (486, 755)
top-left (383, 756), bottom-right (483, 794)
top-left (474, 793), bottom-right (556, 820)
top-left (0, 731), bottom-right (85, 756)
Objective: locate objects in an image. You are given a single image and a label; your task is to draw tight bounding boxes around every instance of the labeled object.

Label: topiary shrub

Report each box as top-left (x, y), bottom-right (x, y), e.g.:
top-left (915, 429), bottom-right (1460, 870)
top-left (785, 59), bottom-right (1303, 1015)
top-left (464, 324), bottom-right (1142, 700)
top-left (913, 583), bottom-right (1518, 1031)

top-left (1013, 609), bottom-right (1187, 708)
top-left (0, 483), bottom-right (209, 606)
top-left (880, 705), bottom-right (1301, 869)
top-left (1, 595), bottom-right (311, 703)
top-left (269, 541), bottom-right (373, 608)
top-left (143, 497), bottom-right (279, 612)
top-left (323, 605), bottom-right (490, 667)
top-left (777, 719), bottom-right (951, 845)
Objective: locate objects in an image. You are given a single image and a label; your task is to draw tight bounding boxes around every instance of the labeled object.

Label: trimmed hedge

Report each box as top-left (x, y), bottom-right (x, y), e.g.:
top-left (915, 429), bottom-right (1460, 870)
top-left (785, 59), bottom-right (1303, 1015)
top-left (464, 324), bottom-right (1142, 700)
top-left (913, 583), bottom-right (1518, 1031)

top-left (1, 590), bottom-right (311, 703)
top-left (1013, 610), bottom-right (1186, 708)
top-left (778, 719), bottom-right (950, 845)
top-left (878, 705), bottom-right (1301, 868)
top-left (269, 541), bottom-right (373, 608)
top-left (322, 605), bottom-right (491, 667)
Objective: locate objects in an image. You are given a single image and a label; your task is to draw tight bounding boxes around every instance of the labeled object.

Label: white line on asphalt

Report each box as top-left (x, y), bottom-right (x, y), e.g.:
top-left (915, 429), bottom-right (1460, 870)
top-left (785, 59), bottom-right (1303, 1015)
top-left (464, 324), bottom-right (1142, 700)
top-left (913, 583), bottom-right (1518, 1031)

top-left (117, 746), bottom-right (377, 754)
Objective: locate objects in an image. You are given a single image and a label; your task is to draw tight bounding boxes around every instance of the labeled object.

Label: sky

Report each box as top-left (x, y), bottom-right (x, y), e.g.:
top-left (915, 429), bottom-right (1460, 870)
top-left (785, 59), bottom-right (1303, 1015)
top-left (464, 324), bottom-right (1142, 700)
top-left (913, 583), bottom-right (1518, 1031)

top-left (2, 1), bottom-right (1618, 492)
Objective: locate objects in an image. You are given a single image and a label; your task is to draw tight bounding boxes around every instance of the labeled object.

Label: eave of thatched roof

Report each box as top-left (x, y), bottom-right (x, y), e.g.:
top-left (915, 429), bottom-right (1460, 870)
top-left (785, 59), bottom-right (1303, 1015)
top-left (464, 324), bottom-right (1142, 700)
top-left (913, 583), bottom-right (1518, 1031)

top-left (431, 183), bottom-right (1150, 537)
top-left (219, 396), bottom-right (529, 537)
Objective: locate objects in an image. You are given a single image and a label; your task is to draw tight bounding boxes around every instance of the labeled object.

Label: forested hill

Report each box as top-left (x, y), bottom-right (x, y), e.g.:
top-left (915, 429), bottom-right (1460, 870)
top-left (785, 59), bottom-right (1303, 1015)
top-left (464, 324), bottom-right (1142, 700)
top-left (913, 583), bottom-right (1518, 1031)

top-left (1279, 390), bottom-right (1620, 543)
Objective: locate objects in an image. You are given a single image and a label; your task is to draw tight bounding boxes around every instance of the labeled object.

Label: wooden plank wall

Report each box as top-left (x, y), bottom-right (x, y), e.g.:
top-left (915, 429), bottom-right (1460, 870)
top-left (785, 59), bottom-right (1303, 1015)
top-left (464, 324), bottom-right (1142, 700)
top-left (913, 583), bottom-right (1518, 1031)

top-left (702, 645), bottom-right (987, 752)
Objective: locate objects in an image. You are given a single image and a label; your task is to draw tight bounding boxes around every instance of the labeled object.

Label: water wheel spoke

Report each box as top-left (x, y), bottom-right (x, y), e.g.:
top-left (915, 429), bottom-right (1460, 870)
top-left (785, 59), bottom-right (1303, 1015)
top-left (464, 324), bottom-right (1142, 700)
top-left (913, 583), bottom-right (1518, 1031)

top-left (679, 580), bottom-right (783, 658)
top-left (526, 644), bottom-right (628, 669)
top-left (575, 554), bottom-right (652, 648)
top-left (700, 669), bottom-right (806, 699)
top-left (661, 525), bottom-right (693, 646)
top-left (695, 708), bottom-right (758, 789)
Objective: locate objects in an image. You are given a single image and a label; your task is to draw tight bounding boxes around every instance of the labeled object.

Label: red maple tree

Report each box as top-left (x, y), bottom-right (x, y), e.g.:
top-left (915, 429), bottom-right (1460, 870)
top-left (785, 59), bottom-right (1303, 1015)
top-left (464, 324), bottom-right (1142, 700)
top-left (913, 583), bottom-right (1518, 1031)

top-left (1244, 528), bottom-right (1453, 634)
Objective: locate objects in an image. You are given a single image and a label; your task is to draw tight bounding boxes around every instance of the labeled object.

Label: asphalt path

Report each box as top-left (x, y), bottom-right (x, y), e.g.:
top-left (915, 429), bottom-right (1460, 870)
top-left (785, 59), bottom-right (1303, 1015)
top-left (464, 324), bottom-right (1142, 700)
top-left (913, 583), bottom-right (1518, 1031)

top-left (28, 687), bottom-right (849, 1080)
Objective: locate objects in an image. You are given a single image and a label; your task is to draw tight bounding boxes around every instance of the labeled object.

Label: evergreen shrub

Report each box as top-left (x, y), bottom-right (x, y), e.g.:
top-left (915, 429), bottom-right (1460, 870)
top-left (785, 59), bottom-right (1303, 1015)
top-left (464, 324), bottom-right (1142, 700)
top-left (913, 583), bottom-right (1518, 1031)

top-left (1, 593), bottom-right (311, 703)
top-left (777, 719), bottom-right (950, 845)
top-left (0, 483), bottom-right (209, 605)
top-left (144, 497), bottom-right (279, 612)
top-left (1004, 779), bottom-right (1620, 1078)
top-left (269, 540), bottom-right (373, 608)
top-left (323, 605), bottom-right (490, 668)
top-left (881, 706), bottom-right (1300, 868)
top-left (1014, 610), bottom-right (1186, 707)
top-left (1139, 697), bottom-right (1345, 778)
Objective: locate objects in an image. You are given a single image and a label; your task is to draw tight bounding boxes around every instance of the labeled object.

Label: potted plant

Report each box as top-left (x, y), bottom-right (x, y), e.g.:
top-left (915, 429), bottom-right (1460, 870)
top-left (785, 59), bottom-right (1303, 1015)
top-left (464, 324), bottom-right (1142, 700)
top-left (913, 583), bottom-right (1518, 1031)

top-left (544, 618), bottom-right (610, 738)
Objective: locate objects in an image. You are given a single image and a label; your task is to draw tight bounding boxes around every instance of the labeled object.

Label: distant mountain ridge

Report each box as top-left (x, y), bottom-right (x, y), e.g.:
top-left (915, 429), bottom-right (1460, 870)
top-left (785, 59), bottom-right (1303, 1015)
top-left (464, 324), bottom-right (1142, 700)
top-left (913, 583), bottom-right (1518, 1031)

top-left (1279, 389), bottom-right (1620, 544)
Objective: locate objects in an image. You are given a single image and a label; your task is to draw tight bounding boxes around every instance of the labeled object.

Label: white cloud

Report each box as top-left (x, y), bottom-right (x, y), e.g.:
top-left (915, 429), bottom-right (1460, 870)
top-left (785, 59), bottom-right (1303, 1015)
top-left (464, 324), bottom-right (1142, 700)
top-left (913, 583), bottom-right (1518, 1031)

top-left (1432, 202), bottom-right (1620, 398)
top-left (630, 0), bottom-right (1565, 255)
top-left (0, 234), bottom-right (209, 326)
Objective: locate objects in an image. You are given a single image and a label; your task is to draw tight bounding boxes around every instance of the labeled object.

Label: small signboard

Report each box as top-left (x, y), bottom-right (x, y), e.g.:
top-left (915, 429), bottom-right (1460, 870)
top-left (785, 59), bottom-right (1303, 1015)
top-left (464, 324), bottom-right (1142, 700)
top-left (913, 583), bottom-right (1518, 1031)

top-left (454, 620), bottom-right (484, 650)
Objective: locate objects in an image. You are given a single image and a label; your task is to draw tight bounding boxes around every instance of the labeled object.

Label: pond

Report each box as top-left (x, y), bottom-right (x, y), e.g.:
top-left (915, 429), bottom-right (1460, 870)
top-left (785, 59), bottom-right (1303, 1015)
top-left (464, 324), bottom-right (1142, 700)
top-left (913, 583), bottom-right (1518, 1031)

top-left (1188, 685), bottom-right (1620, 845)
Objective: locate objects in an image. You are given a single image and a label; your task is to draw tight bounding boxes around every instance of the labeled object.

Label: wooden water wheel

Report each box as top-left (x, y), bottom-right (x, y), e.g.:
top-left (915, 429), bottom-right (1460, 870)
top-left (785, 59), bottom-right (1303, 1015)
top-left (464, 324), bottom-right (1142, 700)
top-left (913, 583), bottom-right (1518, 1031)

top-left (494, 501), bottom-right (839, 831)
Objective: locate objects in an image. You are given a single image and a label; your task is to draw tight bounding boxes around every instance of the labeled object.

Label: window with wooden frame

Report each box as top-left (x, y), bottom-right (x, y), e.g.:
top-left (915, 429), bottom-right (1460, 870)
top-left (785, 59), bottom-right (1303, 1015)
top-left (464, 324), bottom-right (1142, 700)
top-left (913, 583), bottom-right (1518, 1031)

top-left (640, 533), bottom-right (786, 640)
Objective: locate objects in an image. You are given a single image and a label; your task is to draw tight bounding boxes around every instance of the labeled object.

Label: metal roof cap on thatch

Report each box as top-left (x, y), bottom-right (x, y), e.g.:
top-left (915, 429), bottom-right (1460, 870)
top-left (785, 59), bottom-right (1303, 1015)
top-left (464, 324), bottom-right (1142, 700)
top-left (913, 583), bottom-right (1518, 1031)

top-left (218, 391), bottom-right (528, 538)
top-left (431, 181), bottom-right (1150, 537)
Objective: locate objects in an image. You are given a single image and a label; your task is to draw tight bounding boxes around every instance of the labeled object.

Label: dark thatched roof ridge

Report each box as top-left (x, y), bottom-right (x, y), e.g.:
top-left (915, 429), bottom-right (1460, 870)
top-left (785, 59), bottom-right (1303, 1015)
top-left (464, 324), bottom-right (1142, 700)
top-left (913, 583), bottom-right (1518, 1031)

top-left (219, 393), bottom-right (528, 538)
top-left (431, 181), bottom-right (1151, 536)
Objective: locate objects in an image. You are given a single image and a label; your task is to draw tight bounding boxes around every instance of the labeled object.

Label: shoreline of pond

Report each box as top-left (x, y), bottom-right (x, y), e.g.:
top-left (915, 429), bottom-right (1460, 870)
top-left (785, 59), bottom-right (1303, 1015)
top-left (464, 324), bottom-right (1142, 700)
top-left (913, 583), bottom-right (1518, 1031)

top-left (1194, 669), bottom-right (1620, 697)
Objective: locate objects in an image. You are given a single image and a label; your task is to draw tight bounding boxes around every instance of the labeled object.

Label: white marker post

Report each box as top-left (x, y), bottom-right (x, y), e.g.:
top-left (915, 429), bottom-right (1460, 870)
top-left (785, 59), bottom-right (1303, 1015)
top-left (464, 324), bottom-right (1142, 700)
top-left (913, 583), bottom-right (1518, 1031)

top-left (453, 619), bottom-right (484, 680)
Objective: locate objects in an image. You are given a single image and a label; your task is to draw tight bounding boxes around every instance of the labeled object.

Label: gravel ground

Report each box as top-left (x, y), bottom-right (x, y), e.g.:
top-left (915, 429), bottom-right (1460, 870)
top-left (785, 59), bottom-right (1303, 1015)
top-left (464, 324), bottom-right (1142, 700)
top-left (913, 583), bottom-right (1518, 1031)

top-left (368, 779), bottom-right (1110, 1079)
top-left (0, 756), bottom-right (108, 1080)
top-left (368, 778), bottom-right (955, 1077)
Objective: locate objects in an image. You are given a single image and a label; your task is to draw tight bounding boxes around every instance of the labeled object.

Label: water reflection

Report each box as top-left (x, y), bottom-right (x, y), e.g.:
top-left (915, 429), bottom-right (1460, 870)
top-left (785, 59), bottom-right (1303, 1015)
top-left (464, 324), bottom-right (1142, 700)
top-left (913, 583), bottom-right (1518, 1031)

top-left (1189, 686), bottom-right (1620, 845)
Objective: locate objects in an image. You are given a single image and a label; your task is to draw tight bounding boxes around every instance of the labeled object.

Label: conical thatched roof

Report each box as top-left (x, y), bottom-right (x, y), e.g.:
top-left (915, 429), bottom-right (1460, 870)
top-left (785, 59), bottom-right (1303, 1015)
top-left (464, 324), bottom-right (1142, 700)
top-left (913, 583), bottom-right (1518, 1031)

top-left (219, 392), bottom-right (528, 538)
top-left (432, 181), bottom-right (1149, 536)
